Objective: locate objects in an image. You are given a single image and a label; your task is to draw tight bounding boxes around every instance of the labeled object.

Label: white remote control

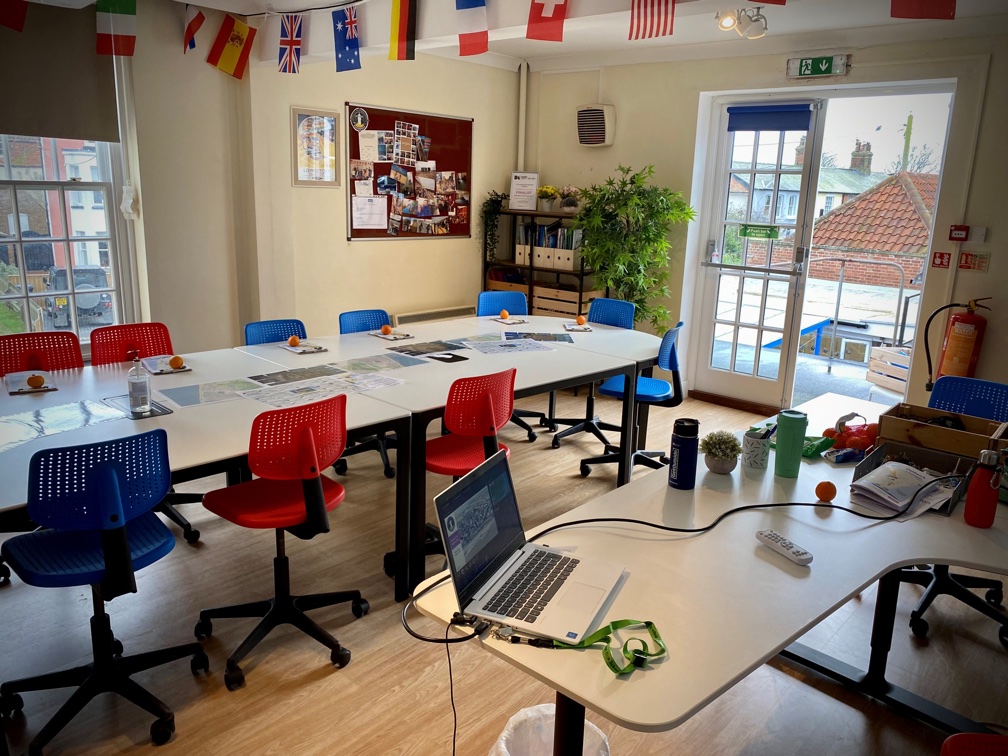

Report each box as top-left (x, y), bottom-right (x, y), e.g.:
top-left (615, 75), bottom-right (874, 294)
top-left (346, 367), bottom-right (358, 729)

top-left (756, 529), bottom-right (813, 566)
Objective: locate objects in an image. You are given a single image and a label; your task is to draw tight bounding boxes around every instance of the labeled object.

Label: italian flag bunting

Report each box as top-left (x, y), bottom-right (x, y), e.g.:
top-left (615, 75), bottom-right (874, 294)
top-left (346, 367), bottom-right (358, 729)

top-left (96, 0), bottom-right (137, 56)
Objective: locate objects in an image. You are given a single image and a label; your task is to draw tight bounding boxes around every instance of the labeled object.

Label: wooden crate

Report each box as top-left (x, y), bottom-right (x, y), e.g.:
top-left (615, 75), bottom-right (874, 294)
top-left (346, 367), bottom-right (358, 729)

top-left (878, 402), bottom-right (1008, 460)
top-left (866, 346), bottom-right (910, 393)
top-left (487, 280), bottom-right (529, 297)
top-left (532, 286), bottom-right (602, 317)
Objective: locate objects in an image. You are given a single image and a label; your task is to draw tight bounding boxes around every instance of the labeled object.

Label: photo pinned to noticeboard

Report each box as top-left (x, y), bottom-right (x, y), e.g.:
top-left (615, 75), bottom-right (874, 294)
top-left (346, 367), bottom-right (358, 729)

top-left (391, 192), bottom-right (405, 215)
top-left (456, 172), bottom-right (468, 192)
top-left (436, 171), bottom-right (456, 193)
top-left (416, 135), bottom-right (432, 162)
top-left (433, 217), bottom-right (450, 235)
top-left (393, 120), bottom-right (419, 166)
top-left (388, 214), bottom-right (401, 235)
top-left (350, 159), bottom-right (374, 181)
top-left (390, 163), bottom-right (413, 193)
top-left (377, 175), bottom-right (398, 194)
top-left (377, 130), bottom-right (394, 161)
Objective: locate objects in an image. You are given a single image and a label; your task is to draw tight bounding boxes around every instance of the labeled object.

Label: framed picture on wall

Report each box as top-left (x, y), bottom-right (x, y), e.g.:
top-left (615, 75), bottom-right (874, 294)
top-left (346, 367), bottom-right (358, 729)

top-left (291, 107), bottom-right (340, 186)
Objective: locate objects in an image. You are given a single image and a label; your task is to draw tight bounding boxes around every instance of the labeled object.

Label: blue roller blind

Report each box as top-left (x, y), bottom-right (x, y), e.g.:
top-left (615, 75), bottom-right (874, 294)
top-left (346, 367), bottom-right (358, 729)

top-left (727, 103), bottom-right (812, 133)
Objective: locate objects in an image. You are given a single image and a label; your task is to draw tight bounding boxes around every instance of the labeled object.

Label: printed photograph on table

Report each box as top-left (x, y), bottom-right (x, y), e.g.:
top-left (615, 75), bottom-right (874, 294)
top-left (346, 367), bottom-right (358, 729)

top-left (291, 107), bottom-right (340, 186)
top-left (345, 102), bottom-right (472, 240)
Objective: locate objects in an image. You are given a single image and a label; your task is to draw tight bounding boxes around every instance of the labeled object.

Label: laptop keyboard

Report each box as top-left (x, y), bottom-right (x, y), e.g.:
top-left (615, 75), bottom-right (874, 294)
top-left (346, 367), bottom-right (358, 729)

top-left (484, 550), bottom-right (579, 623)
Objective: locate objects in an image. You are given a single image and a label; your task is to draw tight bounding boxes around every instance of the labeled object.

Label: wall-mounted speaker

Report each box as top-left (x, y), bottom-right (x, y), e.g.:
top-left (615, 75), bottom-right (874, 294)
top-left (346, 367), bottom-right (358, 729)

top-left (576, 104), bottom-right (615, 147)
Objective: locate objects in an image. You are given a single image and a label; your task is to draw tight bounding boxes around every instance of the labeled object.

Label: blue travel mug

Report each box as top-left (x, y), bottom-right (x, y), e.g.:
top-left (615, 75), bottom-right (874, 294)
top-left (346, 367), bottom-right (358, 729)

top-left (668, 418), bottom-right (700, 490)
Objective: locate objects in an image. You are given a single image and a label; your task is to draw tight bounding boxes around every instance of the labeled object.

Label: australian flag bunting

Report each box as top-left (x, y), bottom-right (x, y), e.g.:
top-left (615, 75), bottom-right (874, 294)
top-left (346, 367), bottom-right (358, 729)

top-left (334, 8), bottom-right (361, 72)
top-left (278, 13), bottom-right (302, 73)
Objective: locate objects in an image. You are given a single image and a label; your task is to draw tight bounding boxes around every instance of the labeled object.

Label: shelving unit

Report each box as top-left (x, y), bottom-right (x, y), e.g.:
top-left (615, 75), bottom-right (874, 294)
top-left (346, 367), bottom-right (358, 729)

top-left (483, 208), bottom-right (601, 317)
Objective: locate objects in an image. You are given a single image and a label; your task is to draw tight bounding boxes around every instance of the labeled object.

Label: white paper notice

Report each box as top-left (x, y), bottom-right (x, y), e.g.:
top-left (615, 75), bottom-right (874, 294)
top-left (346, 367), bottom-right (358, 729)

top-left (355, 180), bottom-right (374, 197)
top-left (358, 131), bottom-right (380, 162)
top-left (509, 172), bottom-right (538, 211)
top-left (352, 196), bottom-right (388, 229)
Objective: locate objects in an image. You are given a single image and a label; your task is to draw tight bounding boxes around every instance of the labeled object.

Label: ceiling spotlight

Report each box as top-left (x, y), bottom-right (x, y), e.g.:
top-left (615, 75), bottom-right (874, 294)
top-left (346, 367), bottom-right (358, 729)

top-left (736, 7), bottom-right (768, 39)
top-left (716, 11), bottom-right (738, 31)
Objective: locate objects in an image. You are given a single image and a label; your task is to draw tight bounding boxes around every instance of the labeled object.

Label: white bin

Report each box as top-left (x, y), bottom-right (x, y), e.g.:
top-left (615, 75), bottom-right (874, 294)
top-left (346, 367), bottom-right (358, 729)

top-left (490, 703), bottom-right (610, 756)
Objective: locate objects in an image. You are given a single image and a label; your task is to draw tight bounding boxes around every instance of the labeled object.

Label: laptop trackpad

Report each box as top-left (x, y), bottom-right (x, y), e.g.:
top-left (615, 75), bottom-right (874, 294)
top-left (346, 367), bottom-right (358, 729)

top-left (558, 582), bottom-right (605, 612)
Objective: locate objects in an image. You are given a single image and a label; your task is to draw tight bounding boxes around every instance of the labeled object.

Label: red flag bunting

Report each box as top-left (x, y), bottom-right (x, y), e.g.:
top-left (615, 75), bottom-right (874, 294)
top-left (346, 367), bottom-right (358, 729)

top-left (526, 0), bottom-right (568, 42)
top-left (890, 0), bottom-right (956, 19)
top-left (630, 0), bottom-right (675, 40)
top-left (0, 0), bottom-right (28, 32)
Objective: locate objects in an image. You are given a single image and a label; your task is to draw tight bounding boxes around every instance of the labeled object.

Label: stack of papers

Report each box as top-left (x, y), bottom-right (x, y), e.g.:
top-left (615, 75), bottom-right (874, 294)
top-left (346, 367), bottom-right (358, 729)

top-left (850, 461), bottom-right (955, 519)
top-left (279, 342), bottom-right (327, 354)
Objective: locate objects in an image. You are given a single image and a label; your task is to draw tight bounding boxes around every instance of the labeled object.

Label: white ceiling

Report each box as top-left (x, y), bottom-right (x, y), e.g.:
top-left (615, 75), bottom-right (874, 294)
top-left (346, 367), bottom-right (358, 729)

top-left (31, 0), bottom-right (1008, 72)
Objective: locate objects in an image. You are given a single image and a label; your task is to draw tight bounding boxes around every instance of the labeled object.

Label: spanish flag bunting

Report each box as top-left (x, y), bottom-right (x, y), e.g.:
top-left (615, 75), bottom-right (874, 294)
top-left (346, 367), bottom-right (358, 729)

top-left (389, 0), bottom-right (417, 60)
top-left (890, 0), bottom-right (956, 19)
top-left (96, 0), bottom-right (137, 56)
top-left (207, 14), bottom-right (257, 79)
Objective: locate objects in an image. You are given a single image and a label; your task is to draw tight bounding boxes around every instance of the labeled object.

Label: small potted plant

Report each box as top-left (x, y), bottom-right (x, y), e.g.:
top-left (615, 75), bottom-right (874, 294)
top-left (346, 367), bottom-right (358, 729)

top-left (537, 185), bottom-right (559, 212)
top-left (558, 185), bottom-right (581, 213)
top-left (699, 430), bottom-right (742, 474)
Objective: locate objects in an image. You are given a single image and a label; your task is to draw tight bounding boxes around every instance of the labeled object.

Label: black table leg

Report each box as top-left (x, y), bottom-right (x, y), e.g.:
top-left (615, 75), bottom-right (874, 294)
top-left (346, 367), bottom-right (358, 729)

top-left (391, 415), bottom-right (412, 603)
top-left (617, 364), bottom-right (637, 486)
top-left (554, 691), bottom-right (585, 756)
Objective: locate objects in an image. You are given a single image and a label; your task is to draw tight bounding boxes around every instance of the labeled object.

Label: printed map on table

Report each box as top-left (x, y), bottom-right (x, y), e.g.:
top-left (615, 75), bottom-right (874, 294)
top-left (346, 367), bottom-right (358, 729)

top-left (158, 379), bottom-right (264, 408)
top-left (0, 400), bottom-right (126, 454)
top-left (238, 373), bottom-right (404, 409)
top-left (246, 364), bottom-right (347, 386)
top-left (332, 353), bottom-right (425, 373)
top-left (386, 340), bottom-right (467, 357)
top-left (502, 332), bottom-right (574, 343)
top-left (461, 339), bottom-right (552, 355)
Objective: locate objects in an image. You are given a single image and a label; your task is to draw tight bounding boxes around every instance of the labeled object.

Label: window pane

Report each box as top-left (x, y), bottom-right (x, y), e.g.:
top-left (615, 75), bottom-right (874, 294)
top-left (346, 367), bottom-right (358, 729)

top-left (743, 238), bottom-right (770, 268)
top-left (751, 174), bottom-right (776, 222)
top-left (756, 131), bottom-right (781, 166)
top-left (711, 324), bottom-right (733, 371)
top-left (781, 131), bottom-right (806, 170)
top-left (734, 326), bottom-right (758, 375)
top-left (721, 224), bottom-right (742, 265)
top-left (66, 191), bottom-right (108, 238)
top-left (765, 279), bottom-right (789, 329)
top-left (731, 132), bottom-right (755, 168)
top-left (758, 330), bottom-right (782, 379)
top-left (725, 174), bottom-right (750, 222)
top-left (0, 298), bottom-right (29, 336)
top-left (15, 187), bottom-right (63, 237)
top-left (739, 277), bottom-right (764, 325)
top-left (0, 186), bottom-right (14, 238)
top-left (716, 274), bottom-right (740, 322)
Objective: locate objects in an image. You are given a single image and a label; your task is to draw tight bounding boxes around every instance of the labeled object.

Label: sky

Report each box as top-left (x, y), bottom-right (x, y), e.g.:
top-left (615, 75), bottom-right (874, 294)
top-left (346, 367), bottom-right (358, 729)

top-left (820, 92), bottom-right (953, 173)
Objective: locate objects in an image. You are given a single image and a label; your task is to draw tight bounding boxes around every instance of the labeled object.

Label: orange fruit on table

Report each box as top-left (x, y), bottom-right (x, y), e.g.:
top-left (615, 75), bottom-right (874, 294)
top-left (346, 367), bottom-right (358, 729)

top-left (815, 480), bottom-right (837, 503)
top-left (168, 355), bottom-right (184, 370)
top-left (26, 374), bottom-right (45, 389)
top-left (499, 309), bottom-right (509, 320)
top-left (576, 315), bottom-right (587, 326)
top-left (288, 335), bottom-right (301, 347)
top-left (380, 324), bottom-right (393, 335)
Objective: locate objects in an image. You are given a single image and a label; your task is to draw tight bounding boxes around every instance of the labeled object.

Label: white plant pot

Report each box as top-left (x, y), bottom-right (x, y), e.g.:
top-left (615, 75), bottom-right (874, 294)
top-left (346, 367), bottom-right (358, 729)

top-left (704, 455), bottom-right (738, 474)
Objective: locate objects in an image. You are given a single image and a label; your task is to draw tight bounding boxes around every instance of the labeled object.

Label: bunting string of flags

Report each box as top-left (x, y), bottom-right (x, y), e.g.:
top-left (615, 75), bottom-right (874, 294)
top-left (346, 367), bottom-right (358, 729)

top-left (389, 0), bottom-right (418, 61)
top-left (0, 0), bottom-right (29, 33)
top-left (278, 13), bottom-right (302, 73)
top-left (629, 0), bottom-right (675, 41)
top-left (526, 0), bottom-right (568, 42)
top-left (184, 4), bottom-right (205, 53)
top-left (334, 8), bottom-right (362, 72)
top-left (456, 0), bottom-right (489, 56)
top-left (96, 0), bottom-right (136, 56)
top-left (207, 14), bottom-right (257, 79)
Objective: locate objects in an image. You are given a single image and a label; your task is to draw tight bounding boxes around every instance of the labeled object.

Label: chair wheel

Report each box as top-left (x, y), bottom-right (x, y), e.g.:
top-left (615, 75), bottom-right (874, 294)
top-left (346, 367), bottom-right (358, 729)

top-left (985, 587), bottom-right (1003, 606)
top-left (333, 459), bottom-right (348, 476)
top-left (331, 647), bottom-right (351, 668)
top-left (194, 618), bottom-right (213, 640)
top-left (150, 716), bottom-right (175, 746)
top-left (0, 692), bottom-right (24, 718)
top-left (113, 639), bottom-right (124, 657)
top-left (224, 663), bottom-right (245, 691)
top-left (383, 551), bottom-right (397, 578)
top-left (910, 616), bottom-right (929, 638)
top-left (384, 466), bottom-right (396, 479)
top-left (184, 529), bottom-right (200, 544)
top-left (580, 463), bottom-right (591, 477)
top-left (352, 598), bottom-right (370, 618)
top-left (551, 437), bottom-right (561, 449)
top-left (191, 651), bottom-right (210, 675)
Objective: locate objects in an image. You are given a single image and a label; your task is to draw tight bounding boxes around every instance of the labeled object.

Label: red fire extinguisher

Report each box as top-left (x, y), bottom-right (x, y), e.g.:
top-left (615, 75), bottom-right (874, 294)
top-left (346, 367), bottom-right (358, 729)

top-left (924, 297), bottom-right (991, 391)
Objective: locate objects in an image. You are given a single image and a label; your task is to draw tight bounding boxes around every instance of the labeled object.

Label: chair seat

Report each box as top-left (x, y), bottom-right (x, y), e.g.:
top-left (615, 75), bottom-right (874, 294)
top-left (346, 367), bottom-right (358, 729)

top-left (426, 435), bottom-right (510, 477)
top-left (0, 511), bottom-right (174, 588)
top-left (203, 475), bottom-right (345, 529)
top-left (597, 374), bottom-right (674, 403)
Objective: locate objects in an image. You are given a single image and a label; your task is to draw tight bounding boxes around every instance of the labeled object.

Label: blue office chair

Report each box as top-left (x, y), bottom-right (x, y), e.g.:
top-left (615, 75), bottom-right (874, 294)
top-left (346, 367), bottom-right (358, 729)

top-left (336, 308), bottom-right (396, 478)
top-left (245, 318), bottom-right (307, 345)
top-left (0, 430), bottom-right (208, 753)
top-left (550, 298), bottom-right (636, 450)
top-left (899, 376), bottom-right (1008, 644)
top-left (580, 322), bottom-right (685, 477)
top-left (476, 290), bottom-right (554, 442)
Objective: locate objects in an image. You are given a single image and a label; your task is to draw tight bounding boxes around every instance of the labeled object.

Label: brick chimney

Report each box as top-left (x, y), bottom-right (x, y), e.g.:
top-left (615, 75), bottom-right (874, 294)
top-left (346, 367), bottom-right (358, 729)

top-left (849, 140), bottom-right (873, 174)
top-left (794, 135), bottom-right (805, 166)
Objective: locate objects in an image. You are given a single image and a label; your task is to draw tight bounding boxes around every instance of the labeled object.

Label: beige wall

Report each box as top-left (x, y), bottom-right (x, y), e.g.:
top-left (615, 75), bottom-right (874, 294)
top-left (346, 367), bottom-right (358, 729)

top-left (525, 35), bottom-right (1007, 403)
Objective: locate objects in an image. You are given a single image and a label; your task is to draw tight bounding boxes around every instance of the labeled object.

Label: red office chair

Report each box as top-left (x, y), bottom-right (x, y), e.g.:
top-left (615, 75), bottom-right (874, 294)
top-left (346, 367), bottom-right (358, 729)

top-left (941, 733), bottom-right (1008, 755)
top-left (89, 322), bottom-right (174, 365)
top-left (88, 322), bottom-right (205, 545)
top-left (193, 394), bottom-right (368, 691)
top-left (383, 369), bottom-right (516, 578)
top-left (0, 332), bottom-right (84, 375)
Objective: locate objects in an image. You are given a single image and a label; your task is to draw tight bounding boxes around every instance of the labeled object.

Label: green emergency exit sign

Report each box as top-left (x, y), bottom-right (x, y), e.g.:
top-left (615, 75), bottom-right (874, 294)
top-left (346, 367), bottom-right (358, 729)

top-left (738, 224), bottom-right (780, 240)
top-left (787, 54), bottom-right (849, 79)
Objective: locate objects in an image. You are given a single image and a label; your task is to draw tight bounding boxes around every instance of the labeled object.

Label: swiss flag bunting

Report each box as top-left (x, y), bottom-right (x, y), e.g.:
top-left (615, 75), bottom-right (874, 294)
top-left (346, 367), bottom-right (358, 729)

top-left (527, 0), bottom-right (568, 42)
top-left (890, 0), bottom-right (956, 19)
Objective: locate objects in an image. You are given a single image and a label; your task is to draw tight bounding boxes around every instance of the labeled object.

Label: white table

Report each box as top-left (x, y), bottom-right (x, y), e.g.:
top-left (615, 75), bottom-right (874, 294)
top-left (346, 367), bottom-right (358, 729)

top-left (415, 395), bottom-right (1008, 750)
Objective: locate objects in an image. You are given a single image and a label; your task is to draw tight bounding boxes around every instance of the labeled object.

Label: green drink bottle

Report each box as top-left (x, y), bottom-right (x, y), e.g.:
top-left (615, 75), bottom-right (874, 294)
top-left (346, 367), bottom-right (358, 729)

top-left (774, 409), bottom-right (808, 478)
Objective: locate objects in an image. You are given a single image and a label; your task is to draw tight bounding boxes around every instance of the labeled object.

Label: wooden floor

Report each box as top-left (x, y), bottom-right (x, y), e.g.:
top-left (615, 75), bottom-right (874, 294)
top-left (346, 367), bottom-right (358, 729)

top-left (2, 392), bottom-right (1006, 755)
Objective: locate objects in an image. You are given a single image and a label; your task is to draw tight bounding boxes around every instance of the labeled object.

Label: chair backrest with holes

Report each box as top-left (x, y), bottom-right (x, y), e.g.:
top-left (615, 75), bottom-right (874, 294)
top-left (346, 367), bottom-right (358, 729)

top-left (90, 323), bottom-right (174, 365)
top-left (928, 376), bottom-right (1008, 422)
top-left (588, 298), bottom-right (635, 329)
top-left (0, 332), bottom-right (84, 375)
top-left (247, 394), bottom-right (347, 480)
top-left (476, 291), bottom-right (528, 317)
top-left (443, 369), bottom-right (516, 438)
top-left (244, 319), bottom-right (307, 346)
top-left (339, 309), bottom-right (391, 334)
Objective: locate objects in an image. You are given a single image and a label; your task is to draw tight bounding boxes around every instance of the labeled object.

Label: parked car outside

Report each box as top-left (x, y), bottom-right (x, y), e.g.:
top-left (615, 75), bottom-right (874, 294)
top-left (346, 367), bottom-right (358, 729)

top-left (45, 265), bottom-right (114, 328)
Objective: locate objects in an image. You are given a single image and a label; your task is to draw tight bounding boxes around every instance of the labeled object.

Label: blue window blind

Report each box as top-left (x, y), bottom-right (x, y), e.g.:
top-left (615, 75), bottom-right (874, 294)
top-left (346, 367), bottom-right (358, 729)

top-left (727, 104), bottom-right (812, 132)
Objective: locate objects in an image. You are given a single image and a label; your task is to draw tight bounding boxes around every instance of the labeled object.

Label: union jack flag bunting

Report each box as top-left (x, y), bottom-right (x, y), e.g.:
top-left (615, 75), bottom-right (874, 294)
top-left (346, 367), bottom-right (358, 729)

top-left (278, 13), bottom-right (302, 74)
top-left (334, 8), bottom-right (361, 72)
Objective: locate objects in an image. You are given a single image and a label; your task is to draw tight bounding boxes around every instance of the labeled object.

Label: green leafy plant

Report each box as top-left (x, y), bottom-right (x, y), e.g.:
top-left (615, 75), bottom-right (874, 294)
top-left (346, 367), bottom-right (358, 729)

top-left (699, 430), bottom-right (742, 460)
top-left (479, 191), bottom-right (509, 261)
top-left (574, 165), bottom-right (695, 330)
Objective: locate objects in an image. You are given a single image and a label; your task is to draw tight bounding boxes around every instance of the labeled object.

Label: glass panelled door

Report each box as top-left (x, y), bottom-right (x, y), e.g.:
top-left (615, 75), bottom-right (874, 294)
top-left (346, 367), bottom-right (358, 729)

top-left (693, 102), bottom-right (824, 409)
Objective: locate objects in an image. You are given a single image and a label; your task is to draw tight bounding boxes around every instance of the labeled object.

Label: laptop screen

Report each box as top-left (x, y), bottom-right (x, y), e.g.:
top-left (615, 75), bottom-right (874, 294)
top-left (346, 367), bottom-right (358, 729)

top-left (434, 451), bottom-right (526, 609)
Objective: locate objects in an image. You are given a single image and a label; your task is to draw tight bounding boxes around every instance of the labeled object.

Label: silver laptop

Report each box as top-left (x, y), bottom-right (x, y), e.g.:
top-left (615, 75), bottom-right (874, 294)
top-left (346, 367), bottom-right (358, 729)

top-left (434, 450), bottom-right (624, 643)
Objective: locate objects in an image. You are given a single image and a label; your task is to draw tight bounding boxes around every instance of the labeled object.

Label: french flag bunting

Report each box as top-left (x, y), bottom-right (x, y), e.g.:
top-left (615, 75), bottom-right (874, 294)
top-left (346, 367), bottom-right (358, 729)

top-left (456, 0), bottom-right (488, 56)
top-left (890, 0), bottom-right (956, 19)
top-left (0, 0), bottom-right (29, 32)
top-left (334, 8), bottom-right (361, 72)
top-left (629, 0), bottom-right (675, 40)
top-left (183, 4), bottom-right (205, 53)
top-left (278, 13), bottom-right (302, 73)
top-left (526, 0), bottom-right (567, 42)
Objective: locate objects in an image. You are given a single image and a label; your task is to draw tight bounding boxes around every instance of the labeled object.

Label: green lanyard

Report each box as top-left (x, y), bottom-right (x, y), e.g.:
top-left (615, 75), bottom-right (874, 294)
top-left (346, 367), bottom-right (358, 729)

top-left (496, 620), bottom-right (666, 676)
